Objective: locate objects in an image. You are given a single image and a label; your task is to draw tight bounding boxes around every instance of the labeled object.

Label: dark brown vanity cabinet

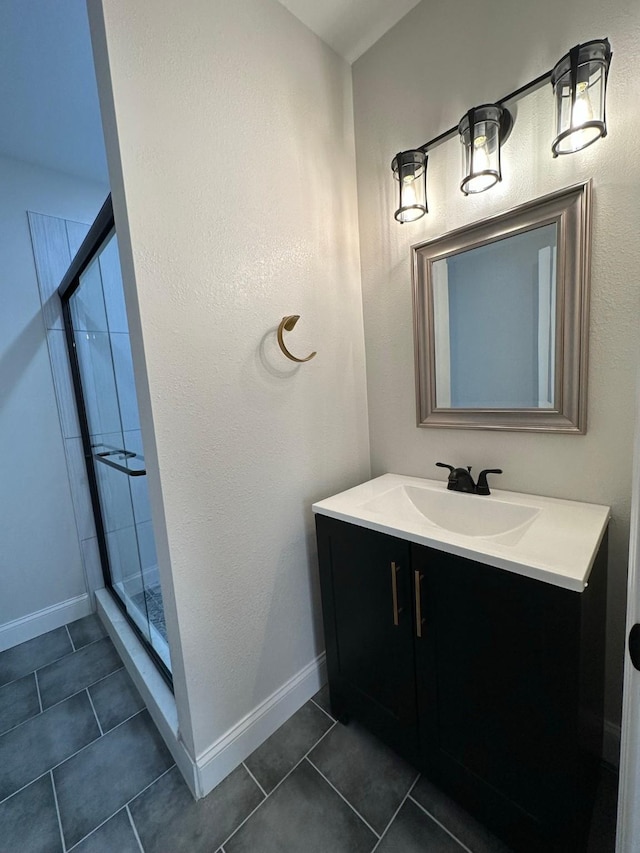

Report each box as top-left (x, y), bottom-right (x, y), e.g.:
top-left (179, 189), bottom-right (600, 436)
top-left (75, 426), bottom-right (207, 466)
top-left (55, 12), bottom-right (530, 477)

top-left (315, 514), bottom-right (608, 853)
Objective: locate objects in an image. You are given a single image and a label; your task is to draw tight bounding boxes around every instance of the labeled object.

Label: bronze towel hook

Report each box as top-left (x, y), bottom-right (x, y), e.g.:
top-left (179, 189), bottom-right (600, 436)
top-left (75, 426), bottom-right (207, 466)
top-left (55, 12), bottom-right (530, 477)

top-left (277, 315), bottom-right (317, 363)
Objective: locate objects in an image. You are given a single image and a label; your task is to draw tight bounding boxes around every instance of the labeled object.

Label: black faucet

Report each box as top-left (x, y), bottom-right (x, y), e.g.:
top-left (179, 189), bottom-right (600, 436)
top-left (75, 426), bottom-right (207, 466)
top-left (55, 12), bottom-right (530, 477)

top-left (436, 463), bottom-right (503, 496)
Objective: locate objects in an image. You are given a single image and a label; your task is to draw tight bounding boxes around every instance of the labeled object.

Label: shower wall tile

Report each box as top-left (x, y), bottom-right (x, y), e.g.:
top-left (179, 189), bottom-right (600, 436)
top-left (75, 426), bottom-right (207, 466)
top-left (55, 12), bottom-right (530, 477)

top-left (106, 526), bottom-right (140, 591)
top-left (143, 566), bottom-right (161, 591)
top-left (100, 235), bottom-right (129, 334)
top-left (137, 521), bottom-right (158, 573)
top-left (47, 329), bottom-right (81, 439)
top-left (27, 211), bottom-right (72, 331)
top-left (95, 457), bottom-right (136, 533)
top-left (103, 529), bottom-right (124, 586)
top-left (131, 476), bottom-right (152, 526)
top-left (29, 213), bottom-right (108, 610)
top-left (70, 256), bottom-right (108, 333)
top-left (29, 212), bottom-right (164, 646)
top-left (96, 431), bottom-right (128, 453)
top-left (111, 333), bottom-right (141, 432)
top-left (74, 332), bottom-right (121, 436)
top-left (81, 537), bottom-right (105, 598)
top-left (123, 430), bottom-right (143, 455)
top-left (125, 431), bottom-right (152, 524)
top-left (64, 437), bottom-right (97, 542)
top-left (65, 219), bottom-right (91, 258)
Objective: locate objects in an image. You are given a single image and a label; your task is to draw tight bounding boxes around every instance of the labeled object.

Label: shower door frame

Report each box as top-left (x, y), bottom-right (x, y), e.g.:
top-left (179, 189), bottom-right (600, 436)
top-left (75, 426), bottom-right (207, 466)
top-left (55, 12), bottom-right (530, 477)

top-left (58, 194), bottom-right (172, 688)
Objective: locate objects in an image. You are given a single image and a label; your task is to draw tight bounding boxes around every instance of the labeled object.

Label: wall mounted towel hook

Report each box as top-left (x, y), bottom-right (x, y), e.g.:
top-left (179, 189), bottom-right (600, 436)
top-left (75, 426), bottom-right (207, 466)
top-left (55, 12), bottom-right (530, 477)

top-left (277, 315), bottom-right (317, 363)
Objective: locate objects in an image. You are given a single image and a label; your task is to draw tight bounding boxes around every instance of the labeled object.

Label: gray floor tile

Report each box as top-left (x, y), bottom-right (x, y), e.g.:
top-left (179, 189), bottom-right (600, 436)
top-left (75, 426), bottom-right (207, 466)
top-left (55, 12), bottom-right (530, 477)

top-left (226, 759), bottom-right (375, 853)
top-left (309, 719), bottom-right (416, 834)
top-left (88, 668), bottom-right (145, 732)
top-left (54, 710), bottom-right (174, 848)
top-left (0, 673), bottom-right (40, 736)
top-left (312, 684), bottom-right (335, 719)
top-left (411, 775), bottom-right (512, 852)
top-left (71, 808), bottom-right (140, 853)
top-left (0, 774), bottom-right (62, 853)
top-left (376, 799), bottom-right (465, 853)
top-left (0, 627), bottom-right (72, 687)
top-left (38, 636), bottom-right (122, 709)
top-left (0, 691), bottom-right (99, 801)
top-left (67, 614), bottom-right (107, 650)
top-left (130, 764), bottom-right (264, 852)
top-left (245, 700), bottom-right (333, 793)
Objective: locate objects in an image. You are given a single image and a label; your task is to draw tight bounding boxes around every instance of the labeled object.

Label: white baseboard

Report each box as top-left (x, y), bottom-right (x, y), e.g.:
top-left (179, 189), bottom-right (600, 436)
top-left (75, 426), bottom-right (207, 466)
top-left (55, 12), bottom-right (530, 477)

top-left (603, 719), bottom-right (621, 768)
top-left (195, 652), bottom-right (327, 798)
top-left (0, 593), bottom-right (92, 652)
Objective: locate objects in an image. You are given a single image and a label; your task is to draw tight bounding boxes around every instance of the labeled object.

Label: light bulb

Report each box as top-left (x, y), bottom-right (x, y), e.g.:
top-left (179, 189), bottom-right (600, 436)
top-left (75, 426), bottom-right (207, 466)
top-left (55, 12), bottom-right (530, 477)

top-left (401, 176), bottom-right (417, 207)
top-left (572, 82), bottom-right (594, 124)
top-left (569, 82), bottom-right (595, 151)
top-left (399, 178), bottom-right (424, 221)
top-left (467, 135), bottom-right (496, 193)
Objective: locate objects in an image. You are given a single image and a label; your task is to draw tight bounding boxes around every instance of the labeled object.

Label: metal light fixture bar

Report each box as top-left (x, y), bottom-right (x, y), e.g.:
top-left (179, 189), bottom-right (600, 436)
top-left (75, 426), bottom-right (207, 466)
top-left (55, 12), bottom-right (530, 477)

top-left (412, 67), bottom-right (554, 157)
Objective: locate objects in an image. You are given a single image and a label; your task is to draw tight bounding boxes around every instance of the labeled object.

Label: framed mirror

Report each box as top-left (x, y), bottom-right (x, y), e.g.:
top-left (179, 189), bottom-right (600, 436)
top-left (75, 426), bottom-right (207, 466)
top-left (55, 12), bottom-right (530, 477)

top-left (412, 181), bottom-right (591, 433)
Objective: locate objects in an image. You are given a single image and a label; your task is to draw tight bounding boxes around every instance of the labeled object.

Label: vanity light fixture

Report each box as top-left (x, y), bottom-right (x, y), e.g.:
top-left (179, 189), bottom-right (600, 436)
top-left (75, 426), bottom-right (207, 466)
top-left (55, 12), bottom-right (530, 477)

top-left (392, 150), bottom-right (428, 222)
top-left (391, 37), bottom-right (611, 222)
top-left (458, 104), bottom-right (513, 195)
top-left (551, 39), bottom-right (612, 155)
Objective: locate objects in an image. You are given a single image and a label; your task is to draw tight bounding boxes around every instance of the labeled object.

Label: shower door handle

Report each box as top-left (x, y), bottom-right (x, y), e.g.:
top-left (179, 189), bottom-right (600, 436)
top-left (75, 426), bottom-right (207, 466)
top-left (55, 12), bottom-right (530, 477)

top-left (93, 450), bottom-right (146, 477)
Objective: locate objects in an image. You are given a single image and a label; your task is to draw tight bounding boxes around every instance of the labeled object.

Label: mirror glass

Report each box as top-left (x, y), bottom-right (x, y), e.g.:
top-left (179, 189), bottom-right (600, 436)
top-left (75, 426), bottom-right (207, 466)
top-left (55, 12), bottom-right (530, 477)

top-left (412, 182), bottom-right (591, 433)
top-left (432, 223), bottom-right (557, 410)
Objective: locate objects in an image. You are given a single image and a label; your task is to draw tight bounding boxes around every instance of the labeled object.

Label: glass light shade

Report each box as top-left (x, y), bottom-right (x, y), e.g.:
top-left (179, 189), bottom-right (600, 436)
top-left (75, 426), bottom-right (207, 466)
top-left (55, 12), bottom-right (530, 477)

top-left (551, 39), bottom-right (611, 155)
top-left (458, 105), bottom-right (505, 195)
top-left (392, 150), bottom-right (427, 223)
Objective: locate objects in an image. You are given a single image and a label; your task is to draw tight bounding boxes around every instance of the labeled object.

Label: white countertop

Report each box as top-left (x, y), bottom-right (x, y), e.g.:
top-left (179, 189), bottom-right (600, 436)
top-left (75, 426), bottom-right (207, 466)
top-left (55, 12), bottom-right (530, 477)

top-left (312, 474), bottom-right (610, 592)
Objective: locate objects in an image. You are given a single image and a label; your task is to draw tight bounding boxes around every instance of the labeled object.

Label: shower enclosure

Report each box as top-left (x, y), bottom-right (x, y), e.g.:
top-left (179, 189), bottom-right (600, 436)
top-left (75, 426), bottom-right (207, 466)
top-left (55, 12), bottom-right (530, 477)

top-left (58, 197), bottom-right (171, 682)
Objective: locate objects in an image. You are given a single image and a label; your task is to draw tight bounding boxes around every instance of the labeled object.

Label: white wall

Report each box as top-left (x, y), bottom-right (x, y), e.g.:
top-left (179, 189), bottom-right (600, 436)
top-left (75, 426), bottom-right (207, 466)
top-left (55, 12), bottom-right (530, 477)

top-left (352, 0), bottom-right (640, 734)
top-left (89, 0), bottom-right (370, 763)
top-left (0, 154), bottom-right (108, 633)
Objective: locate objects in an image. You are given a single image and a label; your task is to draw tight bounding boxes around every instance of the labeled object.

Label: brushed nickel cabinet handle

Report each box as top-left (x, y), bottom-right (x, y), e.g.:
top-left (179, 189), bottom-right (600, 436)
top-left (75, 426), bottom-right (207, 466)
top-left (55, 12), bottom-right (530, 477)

top-left (391, 562), bottom-right (401, 626)
top-left (415, 570), bottom-right (424, 638)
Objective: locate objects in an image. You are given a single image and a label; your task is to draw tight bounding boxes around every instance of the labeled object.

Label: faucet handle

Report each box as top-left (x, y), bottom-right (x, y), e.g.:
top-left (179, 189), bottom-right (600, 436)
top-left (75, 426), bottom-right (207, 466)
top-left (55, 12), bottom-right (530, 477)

top-left (435, 462), bottom-right (455, 474)
top-left (476, 468), bottom-right (503, 496)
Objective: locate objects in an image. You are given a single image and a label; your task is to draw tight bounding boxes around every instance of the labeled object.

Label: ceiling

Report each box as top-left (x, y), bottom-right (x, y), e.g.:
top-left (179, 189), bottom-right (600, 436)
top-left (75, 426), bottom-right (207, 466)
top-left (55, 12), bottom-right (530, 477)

top-left (0, 0), bottom-right (419, 184)
top-left (277, 0), bottom-right (422, 63)
top-left (0, 0), bottom-right (108, 183)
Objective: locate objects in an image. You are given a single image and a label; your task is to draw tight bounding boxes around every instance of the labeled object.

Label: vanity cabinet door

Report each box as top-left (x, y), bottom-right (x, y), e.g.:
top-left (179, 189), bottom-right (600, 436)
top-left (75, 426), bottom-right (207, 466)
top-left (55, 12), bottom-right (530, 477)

top-left (413, 543), bottom-right (585, 850)
top-left (316, 516), bottom-right (418, 757)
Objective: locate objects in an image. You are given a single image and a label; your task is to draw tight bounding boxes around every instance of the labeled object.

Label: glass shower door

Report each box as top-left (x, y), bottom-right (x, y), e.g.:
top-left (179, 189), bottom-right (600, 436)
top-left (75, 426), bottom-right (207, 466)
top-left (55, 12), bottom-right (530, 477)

top-left (66, 228), bottom-right (171, 676)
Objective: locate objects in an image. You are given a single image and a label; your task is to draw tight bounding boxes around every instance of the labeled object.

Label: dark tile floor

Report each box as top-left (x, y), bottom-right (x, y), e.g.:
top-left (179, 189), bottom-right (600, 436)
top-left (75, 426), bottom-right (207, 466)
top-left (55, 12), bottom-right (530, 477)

top-left (0, 616), bottom-right (619, 852)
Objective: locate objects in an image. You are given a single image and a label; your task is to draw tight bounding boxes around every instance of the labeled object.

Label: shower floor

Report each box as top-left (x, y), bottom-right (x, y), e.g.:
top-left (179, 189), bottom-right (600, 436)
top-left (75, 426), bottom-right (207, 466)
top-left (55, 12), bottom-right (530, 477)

top-left (131, 585), bottom-right (167, 642)
top-left (113, 578), bottom-right (171, 672)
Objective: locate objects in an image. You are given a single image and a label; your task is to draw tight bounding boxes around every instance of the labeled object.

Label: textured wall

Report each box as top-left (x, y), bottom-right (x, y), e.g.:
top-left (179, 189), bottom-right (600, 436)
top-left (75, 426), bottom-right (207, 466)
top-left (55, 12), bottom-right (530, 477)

top-left (90, 0), bottom-right (370, 759)
top-left (0, 155), bottom-right (106, 627)
top-left (353, 0), bottom-right (640, 730)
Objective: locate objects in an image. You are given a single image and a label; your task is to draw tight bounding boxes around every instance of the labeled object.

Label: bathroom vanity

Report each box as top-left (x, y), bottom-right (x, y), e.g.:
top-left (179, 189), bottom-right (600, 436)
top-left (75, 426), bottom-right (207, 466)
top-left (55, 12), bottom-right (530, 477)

top-left (313, 474), bottom-right (610, 853)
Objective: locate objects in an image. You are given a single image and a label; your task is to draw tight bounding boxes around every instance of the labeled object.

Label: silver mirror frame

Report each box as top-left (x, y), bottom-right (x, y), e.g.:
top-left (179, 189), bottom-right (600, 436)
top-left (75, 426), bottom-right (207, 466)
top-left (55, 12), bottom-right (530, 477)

top-left (412, 181), bottom-right (592, 433)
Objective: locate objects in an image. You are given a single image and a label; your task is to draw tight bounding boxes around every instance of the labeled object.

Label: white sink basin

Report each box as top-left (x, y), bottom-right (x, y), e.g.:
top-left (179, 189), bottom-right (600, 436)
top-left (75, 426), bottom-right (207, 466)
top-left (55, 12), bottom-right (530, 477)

top-left (312, 473), bottom-right (611, 591)
top-left (361, 484), bottom-right (540, 541)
